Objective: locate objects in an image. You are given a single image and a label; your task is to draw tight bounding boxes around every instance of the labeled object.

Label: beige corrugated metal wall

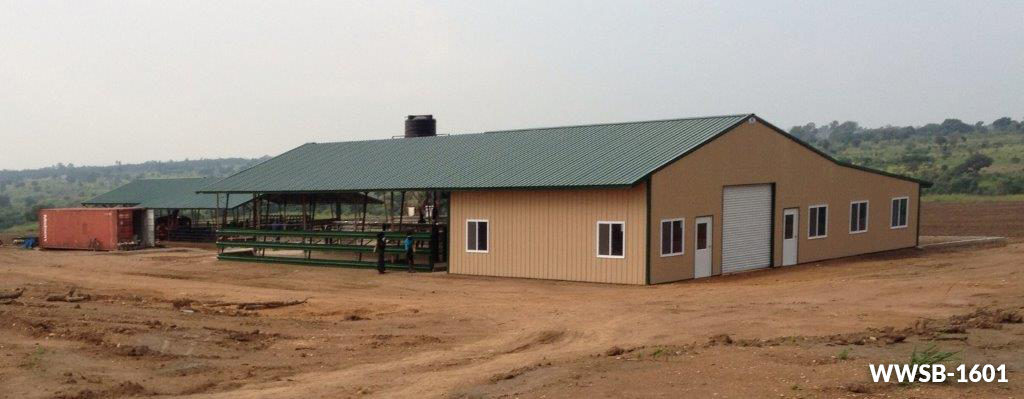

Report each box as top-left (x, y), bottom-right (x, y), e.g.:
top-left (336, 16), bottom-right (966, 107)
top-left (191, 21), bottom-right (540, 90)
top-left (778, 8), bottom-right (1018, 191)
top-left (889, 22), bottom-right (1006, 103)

top-left (649, 120), bottom-right (920, 284)
top-left (449, 184), bottom-right (647, 284)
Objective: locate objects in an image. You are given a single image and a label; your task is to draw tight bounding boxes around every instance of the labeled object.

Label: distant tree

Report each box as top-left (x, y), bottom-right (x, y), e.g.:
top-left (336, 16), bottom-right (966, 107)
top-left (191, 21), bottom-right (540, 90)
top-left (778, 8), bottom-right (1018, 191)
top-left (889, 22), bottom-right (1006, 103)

top-left (992, 117), bottom-right (1015, 130)
top-left (789, 123), bottom-right (819, 142)
top-left (994, 175), bottom-right (1024, 195)
top-left (949, 176), bottom-right (980, 193)
top-left (934, 136), bottom-right (948, 151)
top-left (899, 153), bottom-right (934, 172)
top-left (940, 119), bottom-right (973, 134)
top-left (951, 153), bottom-right (994, 176)
top-left (24, 203), bottom-right (52, 222)
top-left (829, 121), bottom-right (861, 143)
top-left (0, 194), bottom-right (10, 208)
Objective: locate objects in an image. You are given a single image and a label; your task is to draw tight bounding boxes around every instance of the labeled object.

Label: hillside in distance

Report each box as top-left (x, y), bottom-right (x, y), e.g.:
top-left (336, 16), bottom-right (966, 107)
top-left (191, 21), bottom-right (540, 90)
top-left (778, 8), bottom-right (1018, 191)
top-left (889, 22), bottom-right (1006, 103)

top-left (2, 115), bottom-right (1023, 231)
top-left (790, 116), bottom-right (1024, 195)
top-left (0, 157), bottom-right (267, 231)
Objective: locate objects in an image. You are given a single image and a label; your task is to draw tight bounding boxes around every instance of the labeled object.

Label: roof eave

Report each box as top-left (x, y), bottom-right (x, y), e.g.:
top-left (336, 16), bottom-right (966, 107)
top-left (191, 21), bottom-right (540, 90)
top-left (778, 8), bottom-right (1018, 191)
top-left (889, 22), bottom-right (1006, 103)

top-left (198, 183), bottom-right (637, 194)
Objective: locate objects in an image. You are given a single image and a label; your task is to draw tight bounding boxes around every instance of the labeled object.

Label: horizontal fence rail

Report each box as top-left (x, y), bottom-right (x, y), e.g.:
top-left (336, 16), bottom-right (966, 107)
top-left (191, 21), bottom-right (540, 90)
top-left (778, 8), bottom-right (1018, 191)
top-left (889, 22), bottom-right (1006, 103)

top-left (218, 228), bottom-right (432, 240)
top-left (215, 226), bottom-right (447, 272)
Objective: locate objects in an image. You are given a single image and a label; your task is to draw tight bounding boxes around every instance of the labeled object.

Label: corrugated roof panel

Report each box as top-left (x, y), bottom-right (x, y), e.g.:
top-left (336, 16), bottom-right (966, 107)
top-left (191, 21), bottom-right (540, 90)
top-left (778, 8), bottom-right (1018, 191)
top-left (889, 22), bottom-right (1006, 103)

top-left (84, 178), bottom-right (250, 209)
top-left (201, 115), bottom-right (752, 192)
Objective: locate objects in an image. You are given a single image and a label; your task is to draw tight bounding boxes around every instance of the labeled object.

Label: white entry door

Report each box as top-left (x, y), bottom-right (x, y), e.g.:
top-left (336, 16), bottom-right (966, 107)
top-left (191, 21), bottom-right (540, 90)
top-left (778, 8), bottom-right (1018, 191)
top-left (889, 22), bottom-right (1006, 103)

top-left (782, 208), bottom-right (799, 266)
top-left (694, 217), bottom-right (712, 278)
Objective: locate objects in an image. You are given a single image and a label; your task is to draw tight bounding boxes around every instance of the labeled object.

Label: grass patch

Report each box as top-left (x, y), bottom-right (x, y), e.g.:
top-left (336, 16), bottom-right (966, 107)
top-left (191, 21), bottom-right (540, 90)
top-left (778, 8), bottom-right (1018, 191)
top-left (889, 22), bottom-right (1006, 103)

top-left (2, 222), bottom-right (38, 234)
top-left (910, 344), bottom-right (958, 365)
top-left (837, 347), bottom-right (851, 360)
top-left (901, 344), bottom-right (959, 386)
top-left (20, 347), bottom-right (47, 370)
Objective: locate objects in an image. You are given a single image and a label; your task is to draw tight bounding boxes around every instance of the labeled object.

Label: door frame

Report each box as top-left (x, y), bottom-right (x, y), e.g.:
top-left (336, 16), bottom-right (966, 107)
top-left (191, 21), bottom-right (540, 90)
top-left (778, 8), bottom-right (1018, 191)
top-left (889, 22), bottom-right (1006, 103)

top-left (718, 183), bottom-right (776, 273)
top-left (782, 207), bottom-right (799, 266)
top-left (694, 215), bottom-right (713, 278)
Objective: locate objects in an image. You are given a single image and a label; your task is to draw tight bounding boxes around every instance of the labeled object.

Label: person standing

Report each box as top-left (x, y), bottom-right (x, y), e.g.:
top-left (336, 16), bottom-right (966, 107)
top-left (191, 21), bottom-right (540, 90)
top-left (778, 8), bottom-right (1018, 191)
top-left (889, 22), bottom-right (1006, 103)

top-left (403, 233), bottom-right (415, 273)
top-left (374, 232), bottom-right (387, 274)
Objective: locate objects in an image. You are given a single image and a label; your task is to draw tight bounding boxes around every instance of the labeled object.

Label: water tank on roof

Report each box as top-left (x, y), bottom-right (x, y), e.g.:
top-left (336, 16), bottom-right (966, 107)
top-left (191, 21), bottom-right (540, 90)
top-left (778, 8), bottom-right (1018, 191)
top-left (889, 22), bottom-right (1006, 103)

top-left (404, 115), bottom-right (436, 138)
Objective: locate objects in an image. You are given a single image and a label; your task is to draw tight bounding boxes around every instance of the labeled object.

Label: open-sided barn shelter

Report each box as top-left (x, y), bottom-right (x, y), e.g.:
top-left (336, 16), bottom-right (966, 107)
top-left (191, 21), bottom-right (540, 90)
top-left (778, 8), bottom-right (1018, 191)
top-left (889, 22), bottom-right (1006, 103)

top-left (202, 114), bottom-right (930, 284)
top-left (83, 177), bottom-right (252, 242)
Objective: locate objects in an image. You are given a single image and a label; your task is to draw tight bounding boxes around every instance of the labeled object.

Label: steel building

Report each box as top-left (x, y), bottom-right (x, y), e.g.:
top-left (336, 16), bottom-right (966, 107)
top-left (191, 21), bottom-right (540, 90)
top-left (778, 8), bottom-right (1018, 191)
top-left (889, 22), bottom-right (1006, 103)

top-left (84, 177), bottom-right (252, 242)
top-left (201, 114), bottom-right (930, 284)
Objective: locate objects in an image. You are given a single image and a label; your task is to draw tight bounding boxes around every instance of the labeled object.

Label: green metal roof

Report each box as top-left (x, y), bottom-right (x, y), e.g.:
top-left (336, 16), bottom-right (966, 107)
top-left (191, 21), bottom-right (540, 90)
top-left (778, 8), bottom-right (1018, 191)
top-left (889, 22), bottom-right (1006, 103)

top-left (200, 114), bottom-right (930, 193)
top-left (84, 178), bottom-right (250, 209)
top-left (201, 114), bottom-right (753, 193)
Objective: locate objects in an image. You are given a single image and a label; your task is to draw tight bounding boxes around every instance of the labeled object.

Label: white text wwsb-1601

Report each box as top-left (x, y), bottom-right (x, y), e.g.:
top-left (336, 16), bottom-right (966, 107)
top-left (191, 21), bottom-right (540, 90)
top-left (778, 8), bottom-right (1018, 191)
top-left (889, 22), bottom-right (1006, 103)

top-left (870, 364), bottom-right (1008, 383)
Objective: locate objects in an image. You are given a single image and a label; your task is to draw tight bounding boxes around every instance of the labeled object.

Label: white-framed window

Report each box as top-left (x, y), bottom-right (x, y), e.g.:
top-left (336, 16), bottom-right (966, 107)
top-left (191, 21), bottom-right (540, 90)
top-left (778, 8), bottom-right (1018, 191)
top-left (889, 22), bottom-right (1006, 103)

top-left (850, 200), bottom-right (869, 234)
top-left (660, 218), bottom-right (684, 257)
top-left (597, 221), bottom-right (625, 258)
top-left (466, 219), bottom-right (489, 253)
top-left (891, 196), bottom-right (909, 229)
top-left (808, 204), bottom-right (828, 239)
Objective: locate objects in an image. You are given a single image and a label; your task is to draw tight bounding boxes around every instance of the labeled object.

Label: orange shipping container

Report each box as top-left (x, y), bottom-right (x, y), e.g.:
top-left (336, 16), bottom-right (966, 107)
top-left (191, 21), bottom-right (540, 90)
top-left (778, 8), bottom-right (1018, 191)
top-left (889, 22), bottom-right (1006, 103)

top-left (38, 208), bottom-right (144, 251)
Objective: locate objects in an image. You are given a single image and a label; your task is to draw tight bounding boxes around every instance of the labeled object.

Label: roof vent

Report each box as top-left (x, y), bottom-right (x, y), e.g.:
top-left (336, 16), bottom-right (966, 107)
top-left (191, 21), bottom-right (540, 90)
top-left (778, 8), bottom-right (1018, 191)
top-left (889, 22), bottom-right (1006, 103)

top-left (405, 115), bottom-right (437, 138)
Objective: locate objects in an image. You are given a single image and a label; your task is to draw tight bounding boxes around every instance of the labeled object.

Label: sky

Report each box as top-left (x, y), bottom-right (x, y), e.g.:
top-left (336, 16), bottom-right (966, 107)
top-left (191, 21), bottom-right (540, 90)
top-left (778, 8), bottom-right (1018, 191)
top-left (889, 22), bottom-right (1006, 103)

top-left (1, 0), bottom-right (1022, 170)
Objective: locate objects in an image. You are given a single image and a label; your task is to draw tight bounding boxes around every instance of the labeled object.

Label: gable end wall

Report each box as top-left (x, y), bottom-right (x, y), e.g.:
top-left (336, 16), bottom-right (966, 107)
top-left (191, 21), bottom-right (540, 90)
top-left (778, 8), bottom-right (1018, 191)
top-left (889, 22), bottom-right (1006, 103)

top-left (648, 121), bottom-right (920, 283)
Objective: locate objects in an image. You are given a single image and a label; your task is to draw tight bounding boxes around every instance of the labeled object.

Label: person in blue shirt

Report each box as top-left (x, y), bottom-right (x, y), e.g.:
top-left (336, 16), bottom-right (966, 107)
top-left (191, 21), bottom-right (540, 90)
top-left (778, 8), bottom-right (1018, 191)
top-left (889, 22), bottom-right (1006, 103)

top-left (403, 233), bottom-right (415, 273)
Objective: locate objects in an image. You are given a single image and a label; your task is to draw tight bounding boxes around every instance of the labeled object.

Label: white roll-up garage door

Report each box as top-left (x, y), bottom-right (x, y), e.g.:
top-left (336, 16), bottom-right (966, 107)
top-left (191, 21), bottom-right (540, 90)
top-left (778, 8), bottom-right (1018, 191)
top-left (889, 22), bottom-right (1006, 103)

top-left (722, 184), bottom-right (773, 274)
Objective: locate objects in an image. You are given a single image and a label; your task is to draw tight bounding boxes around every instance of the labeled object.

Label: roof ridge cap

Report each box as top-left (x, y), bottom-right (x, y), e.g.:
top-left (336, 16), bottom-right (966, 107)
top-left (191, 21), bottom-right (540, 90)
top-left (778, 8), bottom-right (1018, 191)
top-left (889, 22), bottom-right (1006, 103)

top-left (479, 113), bottom-right (752, 134)
top-left (309, 114), bottom-right (753, 145)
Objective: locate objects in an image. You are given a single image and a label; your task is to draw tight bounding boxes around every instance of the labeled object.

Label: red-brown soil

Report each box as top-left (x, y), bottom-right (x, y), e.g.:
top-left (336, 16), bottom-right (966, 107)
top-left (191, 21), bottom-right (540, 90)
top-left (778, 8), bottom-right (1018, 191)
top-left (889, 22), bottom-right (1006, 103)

top-left (1, 239), bottom-right (1022, 398)
top-left (921, 201), bottom-right (1024, 237)
top-left (0, 201), bottom-right (1022, 398)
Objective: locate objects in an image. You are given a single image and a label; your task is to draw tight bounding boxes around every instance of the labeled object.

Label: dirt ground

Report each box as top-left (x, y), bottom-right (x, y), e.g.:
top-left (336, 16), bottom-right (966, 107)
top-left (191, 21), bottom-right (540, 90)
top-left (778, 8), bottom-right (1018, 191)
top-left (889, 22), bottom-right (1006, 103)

top-left (1, 201), bottom-right (1023, 398)
top-left (921, 201), bottom-right (1024, 237)
top-left (0, 239), bottom-right (1021, 398)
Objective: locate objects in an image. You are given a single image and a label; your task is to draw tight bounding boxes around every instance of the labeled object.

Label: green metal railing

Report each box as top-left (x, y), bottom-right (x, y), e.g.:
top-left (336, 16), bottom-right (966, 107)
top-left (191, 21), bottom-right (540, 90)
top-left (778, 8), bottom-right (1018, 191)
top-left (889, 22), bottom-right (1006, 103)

top-left (215, 227), bottom-right (445, 272)
top-left (218, 254), bottom-right (435, 271)
top-left (218, 228), bottom-right (431, 240)
top-left (216, 240), bottom-right (430, 254)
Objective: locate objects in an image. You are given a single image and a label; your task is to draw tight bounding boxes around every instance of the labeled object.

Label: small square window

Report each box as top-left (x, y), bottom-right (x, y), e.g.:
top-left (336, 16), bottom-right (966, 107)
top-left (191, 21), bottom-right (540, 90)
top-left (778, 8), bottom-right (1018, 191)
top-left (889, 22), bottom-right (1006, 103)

top-left (597, 221), bottom-right (625, 258)
top-left (660, 218), bottom-right (684, 256)
top-left (784, 213), bottom-right (795, 240)
top-left (466, 219), bottom-right (488, 252)
top-left (850, 201), bottom-right (868, 233)
top-left (696, 222), bottom-right (709, 250)
top-left (809, 205), bottom-right (828, 239)
top-left (891, 197), bottom-right (909, 229)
